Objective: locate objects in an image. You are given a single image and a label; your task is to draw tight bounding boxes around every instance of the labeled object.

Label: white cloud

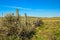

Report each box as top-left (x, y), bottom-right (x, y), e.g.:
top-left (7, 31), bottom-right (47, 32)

top-left (0, 5), bottom-right (31, 10)
top-left (0, 5), bottom-right (45, 11)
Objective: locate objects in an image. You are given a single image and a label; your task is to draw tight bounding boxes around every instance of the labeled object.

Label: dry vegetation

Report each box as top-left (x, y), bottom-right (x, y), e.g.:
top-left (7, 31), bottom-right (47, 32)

top-left (0, 13), bottom-right (60, 40)
top-left (0, 9), bottom-right (60, 40)
top-left (31, 18), bottom-right (60, 40)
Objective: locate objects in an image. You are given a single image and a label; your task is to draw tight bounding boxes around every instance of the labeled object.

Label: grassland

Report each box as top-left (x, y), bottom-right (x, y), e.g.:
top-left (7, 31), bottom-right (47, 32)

top-left (0, 17), bottom-right (60, 40)
top-left (31, 17), bottom-right (60, 40)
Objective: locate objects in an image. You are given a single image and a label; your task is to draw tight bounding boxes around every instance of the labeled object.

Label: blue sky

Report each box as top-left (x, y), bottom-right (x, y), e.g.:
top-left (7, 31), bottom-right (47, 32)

top-left (0, 0), bottom-right (60, 17)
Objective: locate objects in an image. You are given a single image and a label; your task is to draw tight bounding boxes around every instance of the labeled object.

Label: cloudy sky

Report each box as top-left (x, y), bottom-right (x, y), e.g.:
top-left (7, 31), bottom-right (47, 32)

top-left (0, 0), bottom-right (60, 17)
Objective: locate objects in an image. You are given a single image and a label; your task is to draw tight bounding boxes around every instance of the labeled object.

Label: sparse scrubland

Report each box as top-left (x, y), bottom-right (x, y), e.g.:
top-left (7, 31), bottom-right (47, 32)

top-left (0, 14), bottom-right (60, 40)
top-left (32, 19), bottom-right (60, 40)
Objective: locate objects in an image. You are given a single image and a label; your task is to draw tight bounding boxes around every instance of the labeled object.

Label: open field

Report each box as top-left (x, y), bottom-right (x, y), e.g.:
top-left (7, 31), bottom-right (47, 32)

top-left (31, 17), bottom-right (60, 40)
top-left (0, 17), bottom-right (60, 40)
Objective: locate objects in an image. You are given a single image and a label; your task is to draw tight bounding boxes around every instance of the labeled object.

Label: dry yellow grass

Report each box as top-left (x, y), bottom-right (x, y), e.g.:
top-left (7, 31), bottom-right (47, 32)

top-left (0, 17), bottom-right (60, 40)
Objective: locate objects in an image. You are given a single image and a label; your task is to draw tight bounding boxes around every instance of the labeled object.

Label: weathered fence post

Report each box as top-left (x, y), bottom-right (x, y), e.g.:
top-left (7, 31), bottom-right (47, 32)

top-left (16, 8), bottom-right (21, 27)
top-left (24, 13), bottom-right (27, 26)
top-left (16, 8), bottom-right (19, 19)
